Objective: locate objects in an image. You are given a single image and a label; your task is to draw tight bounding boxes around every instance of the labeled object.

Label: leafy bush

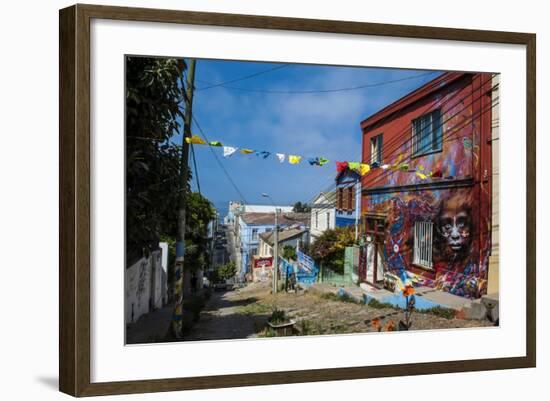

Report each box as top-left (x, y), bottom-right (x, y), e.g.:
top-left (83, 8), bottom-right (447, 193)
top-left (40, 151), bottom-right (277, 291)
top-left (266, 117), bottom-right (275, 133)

top-left (282, 245), bottom-right (297, 261)
top-left (309, 227), bottom-right (355, 273)
top-left (217, 261), bottom-right (237, 281)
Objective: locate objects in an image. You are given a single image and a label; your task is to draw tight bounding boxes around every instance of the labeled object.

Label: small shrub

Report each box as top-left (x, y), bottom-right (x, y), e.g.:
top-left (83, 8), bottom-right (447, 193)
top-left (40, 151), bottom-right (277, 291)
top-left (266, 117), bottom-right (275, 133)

top-left (366, 298), bottom-right (396, 309)
top-left (269, 308), bottom-right (289, 325)
top-left (421, 306), bottom-right (456, 319)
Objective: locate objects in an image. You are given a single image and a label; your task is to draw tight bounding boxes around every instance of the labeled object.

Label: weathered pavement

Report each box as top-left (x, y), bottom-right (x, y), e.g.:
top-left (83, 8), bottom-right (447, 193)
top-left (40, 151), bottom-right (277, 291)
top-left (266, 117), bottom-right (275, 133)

top-left (181, 288), bottom-right (265, 341)
top-left (126, 304), bottom-right (173, 344)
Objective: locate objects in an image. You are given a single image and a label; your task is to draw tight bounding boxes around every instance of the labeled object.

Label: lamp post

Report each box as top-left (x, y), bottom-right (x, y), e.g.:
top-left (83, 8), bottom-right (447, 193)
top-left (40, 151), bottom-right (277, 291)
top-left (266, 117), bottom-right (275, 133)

top-left (262, 193), bottom-right (279, 294)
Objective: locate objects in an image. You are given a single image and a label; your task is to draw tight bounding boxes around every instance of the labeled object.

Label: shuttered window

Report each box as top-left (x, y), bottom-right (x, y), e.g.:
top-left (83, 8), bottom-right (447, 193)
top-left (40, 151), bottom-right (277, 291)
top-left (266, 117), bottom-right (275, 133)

top-left (413, 221), bottom-right (433, 269)
top-left (337, 187), bottom-right (344, 210)
top-left (347, 186), bottom-right (354, 211)
top-left (342, 187), bottom-right (348, 211)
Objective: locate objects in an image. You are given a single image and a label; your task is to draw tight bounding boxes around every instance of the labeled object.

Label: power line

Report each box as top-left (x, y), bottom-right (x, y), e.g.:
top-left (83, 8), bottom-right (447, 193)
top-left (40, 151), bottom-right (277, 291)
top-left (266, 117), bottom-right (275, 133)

top-left (191, 114), bottom-right (249, 204)
top-left (200, 70), bottom-right (439, 95)
top-left (361, 77), bottom-right (497, 188)
top-left (301, 79), bottom-right (499, 208)
top-left (300, 72), bottom-right (469, 202)
top-left (196, 64), bottom-right (291, 91)
top-left (302, 74), bottom-right (497, 205)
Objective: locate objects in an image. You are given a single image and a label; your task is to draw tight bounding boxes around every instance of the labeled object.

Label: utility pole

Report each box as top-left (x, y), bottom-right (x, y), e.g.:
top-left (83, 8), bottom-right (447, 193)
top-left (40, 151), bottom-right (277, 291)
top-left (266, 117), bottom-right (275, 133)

top-left (273, 208), bottom-right (279, 294)
top-left (172, 59), bottom-right (196, 339)
top-left (354, 177), bottom-right (360, 241)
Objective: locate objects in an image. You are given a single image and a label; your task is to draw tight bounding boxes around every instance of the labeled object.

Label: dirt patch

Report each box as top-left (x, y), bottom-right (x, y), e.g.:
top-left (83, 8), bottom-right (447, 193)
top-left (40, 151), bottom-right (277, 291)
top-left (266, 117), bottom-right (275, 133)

top-left (230, 282), bottom-right (493, 337)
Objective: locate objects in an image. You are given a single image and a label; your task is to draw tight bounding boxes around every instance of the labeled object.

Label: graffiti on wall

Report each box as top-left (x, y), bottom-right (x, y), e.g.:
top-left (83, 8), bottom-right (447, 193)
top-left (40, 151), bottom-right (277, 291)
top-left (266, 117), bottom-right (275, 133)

top-left (366, 187), bottom-right (490, 299)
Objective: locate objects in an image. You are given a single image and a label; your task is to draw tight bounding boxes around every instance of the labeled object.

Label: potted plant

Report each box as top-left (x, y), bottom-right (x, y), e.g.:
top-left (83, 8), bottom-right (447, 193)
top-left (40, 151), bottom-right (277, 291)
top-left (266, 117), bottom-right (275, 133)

top-left (267, 308), bottom-right (295, 336)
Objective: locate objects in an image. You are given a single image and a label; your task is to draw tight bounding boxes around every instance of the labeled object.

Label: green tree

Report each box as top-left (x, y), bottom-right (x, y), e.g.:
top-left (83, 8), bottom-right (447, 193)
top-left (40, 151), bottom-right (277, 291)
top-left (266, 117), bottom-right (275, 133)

top-left (218, 261), bottom-right (237, 281)
top-left (309, 226), bottom-right (355, 273)
top-left (282, 245), bottom-right (297, 261)
top-left (126, 56), bottom-right (186, 264)
top-left (292, 201), bottom-right (311, 213)
top-left (183, 192), bottom-right (216, 272)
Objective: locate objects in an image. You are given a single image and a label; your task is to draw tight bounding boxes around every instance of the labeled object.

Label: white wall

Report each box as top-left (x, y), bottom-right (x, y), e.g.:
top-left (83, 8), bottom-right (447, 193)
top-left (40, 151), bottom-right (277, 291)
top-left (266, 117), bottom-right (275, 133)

top-left (310, 194), bottom-right (336, 240)
top-left (125, 249), bottom-right (167, 324)
top-left (0, 1), bottom-right (546, 401)
top-left (243, 204), bottom-right (293, 213)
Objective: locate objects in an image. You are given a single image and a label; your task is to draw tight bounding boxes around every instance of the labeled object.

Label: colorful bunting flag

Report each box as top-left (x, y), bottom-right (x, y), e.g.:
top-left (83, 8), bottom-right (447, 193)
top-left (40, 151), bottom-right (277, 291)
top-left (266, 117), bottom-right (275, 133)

top-left (209, 141), bottom-right (223, 147)
top-left (381, 164), bottom-right (390, 170)
top-left (348, 162), bottom-right (360, 171)
top-left (223, 146), bottom-right (238, 157)
top-left (308, 157), bottom-right (329, 166)
top-left (336, 161), bottom-right (348, 173)
top-left (185, 135), bottom-right (207, 145)
top-left (276, 153), bottom-right (285, 163)
top-left (289, 155), bottom-right (302, 165)
top-left (399, 163), bottom-right (410, 171)
top-left (240, 149), bottom-right (255, 154)
top-left (360, 164), bottom-right (370, 176)
top-left (256, 151), bottom-right (271, 159)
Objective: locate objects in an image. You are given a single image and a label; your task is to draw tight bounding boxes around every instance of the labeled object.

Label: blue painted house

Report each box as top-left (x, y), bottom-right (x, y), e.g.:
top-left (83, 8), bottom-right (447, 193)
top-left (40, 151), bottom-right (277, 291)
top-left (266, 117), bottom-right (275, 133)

top-left (335, 168), bottom-right (361, 228)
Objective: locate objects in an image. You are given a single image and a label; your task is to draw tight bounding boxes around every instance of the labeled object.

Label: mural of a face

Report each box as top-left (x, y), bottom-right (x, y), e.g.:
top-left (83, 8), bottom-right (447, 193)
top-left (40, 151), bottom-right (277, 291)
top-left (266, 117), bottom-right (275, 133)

top-left (436, 191), bottom-right (473, 260)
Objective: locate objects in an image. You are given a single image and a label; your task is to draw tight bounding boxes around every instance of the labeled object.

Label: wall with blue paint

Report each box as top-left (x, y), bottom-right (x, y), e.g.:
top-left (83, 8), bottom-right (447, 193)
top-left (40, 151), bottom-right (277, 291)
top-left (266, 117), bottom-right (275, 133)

top-left (335, 169), bottom-right (361, 228)
top-left (238, 219), bottom-right (275, 276)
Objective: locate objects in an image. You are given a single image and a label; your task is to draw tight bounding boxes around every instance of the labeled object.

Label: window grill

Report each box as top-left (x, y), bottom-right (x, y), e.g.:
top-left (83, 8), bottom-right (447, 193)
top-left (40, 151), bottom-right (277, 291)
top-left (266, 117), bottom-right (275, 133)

top-left (413, 221), bottom-right (433, 269)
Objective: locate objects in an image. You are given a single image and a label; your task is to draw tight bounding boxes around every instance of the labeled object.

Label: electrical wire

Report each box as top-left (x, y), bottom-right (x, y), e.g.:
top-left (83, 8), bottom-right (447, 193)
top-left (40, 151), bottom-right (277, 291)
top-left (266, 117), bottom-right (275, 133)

top-left (301, 74), bottom-right (497, 205)
top-left (191, 114), bottom-right (249, 205)
top-left (201, 70), bottom-right (439, 95)
top-left (300, 81), bottom-right (500, 210)
top-left (196, 64), bottom-right (291, 91)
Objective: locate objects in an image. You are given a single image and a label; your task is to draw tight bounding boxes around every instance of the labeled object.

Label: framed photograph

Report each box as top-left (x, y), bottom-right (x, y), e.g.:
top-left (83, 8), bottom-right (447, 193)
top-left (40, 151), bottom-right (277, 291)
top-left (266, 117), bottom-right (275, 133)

top-left (59, 4), bottom-right (536, 397)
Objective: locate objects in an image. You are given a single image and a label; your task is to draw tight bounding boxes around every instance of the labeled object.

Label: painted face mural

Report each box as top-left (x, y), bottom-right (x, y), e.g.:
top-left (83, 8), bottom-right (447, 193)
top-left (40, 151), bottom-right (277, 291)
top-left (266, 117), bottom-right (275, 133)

top-left (435, 191), bottom-right (473, 262)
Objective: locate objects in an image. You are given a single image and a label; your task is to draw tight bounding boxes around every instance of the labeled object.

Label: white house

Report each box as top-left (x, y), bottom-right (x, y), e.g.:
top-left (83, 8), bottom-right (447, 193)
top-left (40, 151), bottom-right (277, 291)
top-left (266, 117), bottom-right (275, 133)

top-left (310, 191), bottom-right (336, 243)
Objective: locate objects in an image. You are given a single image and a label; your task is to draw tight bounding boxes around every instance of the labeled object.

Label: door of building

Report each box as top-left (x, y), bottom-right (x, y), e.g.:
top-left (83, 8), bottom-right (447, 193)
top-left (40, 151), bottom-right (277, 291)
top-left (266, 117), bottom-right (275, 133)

top-left (362, 215), bottom-right (386, 287)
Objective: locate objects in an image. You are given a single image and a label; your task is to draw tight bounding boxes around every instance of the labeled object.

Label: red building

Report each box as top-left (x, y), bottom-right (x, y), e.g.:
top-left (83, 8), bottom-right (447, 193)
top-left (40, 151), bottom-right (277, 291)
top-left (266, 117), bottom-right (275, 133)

top-left (359, 72), bottom-right (495, 299)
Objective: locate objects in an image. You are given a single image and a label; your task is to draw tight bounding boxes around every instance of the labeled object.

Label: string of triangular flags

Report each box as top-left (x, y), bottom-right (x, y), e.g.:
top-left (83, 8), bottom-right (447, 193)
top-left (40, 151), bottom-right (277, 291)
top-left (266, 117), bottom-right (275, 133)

top-left (185, 135), bottom-right (441, 180)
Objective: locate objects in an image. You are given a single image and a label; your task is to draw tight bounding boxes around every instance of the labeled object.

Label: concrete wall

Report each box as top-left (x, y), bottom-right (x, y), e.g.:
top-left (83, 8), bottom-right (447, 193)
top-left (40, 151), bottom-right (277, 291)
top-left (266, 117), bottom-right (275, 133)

top-left (125, 248), bottom-right (167, 324)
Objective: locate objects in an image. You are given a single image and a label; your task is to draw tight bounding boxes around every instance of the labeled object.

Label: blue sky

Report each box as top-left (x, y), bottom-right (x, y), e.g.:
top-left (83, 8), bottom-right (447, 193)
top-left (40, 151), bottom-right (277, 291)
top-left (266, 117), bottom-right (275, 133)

top-left (173, 59), bottom-right (441, 216)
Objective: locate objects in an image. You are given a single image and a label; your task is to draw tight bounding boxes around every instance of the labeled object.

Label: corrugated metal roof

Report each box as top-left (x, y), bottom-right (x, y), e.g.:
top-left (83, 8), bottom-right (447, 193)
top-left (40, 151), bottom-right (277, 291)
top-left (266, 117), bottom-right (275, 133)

top-left (240, 212), bottom-right (310, 226)
top-left (259, 227), bottom-right (308, 246)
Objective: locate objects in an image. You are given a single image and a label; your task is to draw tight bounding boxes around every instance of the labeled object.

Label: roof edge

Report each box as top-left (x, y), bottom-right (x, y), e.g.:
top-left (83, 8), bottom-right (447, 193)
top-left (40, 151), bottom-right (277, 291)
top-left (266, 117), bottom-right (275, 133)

top-left (359, 72), bottom-right (468, 131)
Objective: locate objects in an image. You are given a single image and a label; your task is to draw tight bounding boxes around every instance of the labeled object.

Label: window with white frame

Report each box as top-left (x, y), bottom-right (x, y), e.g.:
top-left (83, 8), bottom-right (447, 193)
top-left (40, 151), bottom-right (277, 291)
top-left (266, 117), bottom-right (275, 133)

top-left (412, 109), bottom-right (442, 156)
top-left (370, 134), bottom-right (383, 164)
top-left (413, 221), bottom-right (433, 269)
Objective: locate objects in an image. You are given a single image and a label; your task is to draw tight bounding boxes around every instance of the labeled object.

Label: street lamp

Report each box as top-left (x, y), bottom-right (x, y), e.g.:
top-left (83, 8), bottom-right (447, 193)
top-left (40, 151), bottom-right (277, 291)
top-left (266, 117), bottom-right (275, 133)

top-left (261, 193), bottom-right (279, 293)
